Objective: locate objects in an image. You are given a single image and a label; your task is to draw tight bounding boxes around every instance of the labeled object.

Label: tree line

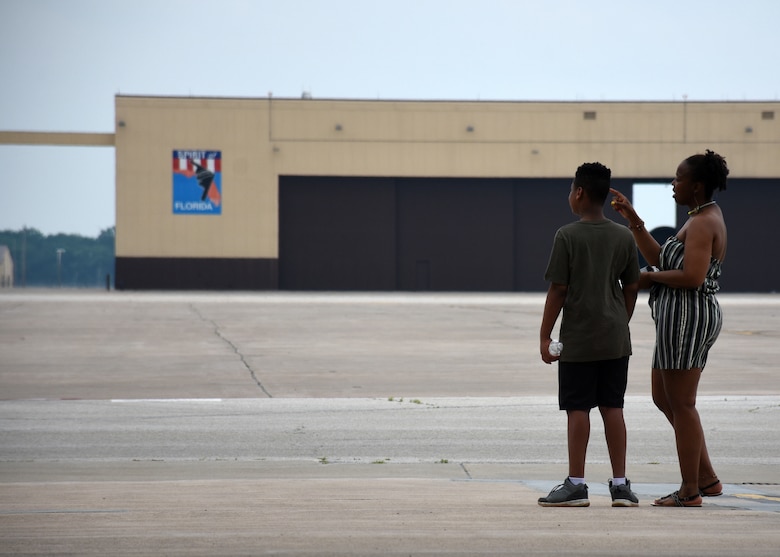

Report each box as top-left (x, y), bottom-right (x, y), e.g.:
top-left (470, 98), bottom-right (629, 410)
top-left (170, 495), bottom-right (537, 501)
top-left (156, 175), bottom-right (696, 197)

top-left (0, 227), bottom-right (115, 288)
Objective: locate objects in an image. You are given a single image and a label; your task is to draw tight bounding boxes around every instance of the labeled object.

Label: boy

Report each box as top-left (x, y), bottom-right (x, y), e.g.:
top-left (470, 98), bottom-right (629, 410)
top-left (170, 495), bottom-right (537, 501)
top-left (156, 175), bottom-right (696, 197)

top-left (538, 162), bottom-right (640, 507)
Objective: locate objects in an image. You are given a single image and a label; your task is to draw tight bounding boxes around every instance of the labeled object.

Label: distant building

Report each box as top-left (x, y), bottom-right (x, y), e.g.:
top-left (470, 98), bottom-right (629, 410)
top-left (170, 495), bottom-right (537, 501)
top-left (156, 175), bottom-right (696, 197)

top-left (112, 96), bottom-right (780, 292)
top-left (0, 246), bottom-right (13, 288)
top-left (2, 97), bottom-right (779, 291)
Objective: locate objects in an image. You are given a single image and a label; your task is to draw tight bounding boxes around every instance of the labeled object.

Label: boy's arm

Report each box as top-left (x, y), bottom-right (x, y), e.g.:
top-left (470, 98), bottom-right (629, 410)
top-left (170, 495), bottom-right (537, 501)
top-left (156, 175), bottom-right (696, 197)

top-left (622, 280), bottom-right (639, 320)
top-left (540, 282), bottom-right (567, 364)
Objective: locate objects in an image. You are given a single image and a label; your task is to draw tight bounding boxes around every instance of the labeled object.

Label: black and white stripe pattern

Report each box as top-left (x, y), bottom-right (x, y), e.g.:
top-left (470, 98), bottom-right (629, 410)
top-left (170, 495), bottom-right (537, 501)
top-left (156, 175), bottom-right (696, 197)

top-left (650, 237), bottom-right (723, 370)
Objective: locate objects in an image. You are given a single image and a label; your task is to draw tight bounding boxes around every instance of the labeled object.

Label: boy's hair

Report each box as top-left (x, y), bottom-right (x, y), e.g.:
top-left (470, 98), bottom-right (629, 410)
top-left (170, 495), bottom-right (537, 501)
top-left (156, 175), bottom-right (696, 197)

top-left (574, 162), bottom-right (611, 204)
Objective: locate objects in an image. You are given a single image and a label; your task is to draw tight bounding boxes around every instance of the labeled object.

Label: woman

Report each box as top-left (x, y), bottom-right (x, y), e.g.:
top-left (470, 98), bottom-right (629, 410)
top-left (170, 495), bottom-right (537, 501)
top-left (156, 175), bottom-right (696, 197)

top-left (610, 150), bottom-right (729, 507)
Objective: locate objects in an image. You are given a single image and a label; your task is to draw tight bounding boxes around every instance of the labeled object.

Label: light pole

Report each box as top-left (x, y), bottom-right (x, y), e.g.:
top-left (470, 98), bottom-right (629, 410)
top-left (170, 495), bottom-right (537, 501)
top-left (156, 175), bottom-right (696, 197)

top-left (56, 248), bottom-right (66, 287)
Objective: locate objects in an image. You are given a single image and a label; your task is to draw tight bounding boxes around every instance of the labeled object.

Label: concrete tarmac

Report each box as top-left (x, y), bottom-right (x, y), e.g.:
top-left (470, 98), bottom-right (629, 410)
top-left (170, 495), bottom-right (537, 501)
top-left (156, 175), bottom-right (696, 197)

top-left (1, 290), bottom-right (779, 556)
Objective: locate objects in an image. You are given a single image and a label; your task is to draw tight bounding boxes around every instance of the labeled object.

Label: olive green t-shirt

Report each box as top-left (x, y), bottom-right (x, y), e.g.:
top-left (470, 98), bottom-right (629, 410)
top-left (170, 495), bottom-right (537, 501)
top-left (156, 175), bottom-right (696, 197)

top-left (544, 219), bottom-right (640, 362)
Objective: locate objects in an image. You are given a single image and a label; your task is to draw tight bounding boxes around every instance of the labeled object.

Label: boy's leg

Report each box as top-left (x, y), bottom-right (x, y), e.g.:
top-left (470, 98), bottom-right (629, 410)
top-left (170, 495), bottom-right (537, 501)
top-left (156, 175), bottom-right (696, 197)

top-left (539, 363), bottom-right (594, 507)
top-left (600, 406), bottom-right (627, 479)
top-left (598, 358), bottom-right (640, 506)
top-left (596, 357), bottom-right (629, 478)
top-left (567, 410), bottom-right (590, 478)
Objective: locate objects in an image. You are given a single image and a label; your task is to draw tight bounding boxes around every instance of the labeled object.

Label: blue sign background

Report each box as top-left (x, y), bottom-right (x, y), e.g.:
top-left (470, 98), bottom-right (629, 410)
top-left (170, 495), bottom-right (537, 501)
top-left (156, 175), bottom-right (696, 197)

top-left (172, 150), bottom-right (222, 215)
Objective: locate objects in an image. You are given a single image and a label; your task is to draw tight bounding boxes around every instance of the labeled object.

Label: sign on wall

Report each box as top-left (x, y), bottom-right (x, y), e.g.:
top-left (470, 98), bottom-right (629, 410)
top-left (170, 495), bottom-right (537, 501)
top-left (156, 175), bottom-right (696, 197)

top-left (172, 150), bottom-right (222, 214)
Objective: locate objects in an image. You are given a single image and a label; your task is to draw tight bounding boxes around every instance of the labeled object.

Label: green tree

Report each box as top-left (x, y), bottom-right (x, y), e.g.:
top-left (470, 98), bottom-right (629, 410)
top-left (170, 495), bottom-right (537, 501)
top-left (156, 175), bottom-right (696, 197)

top-left (0, 227), bottom-right (115, 288)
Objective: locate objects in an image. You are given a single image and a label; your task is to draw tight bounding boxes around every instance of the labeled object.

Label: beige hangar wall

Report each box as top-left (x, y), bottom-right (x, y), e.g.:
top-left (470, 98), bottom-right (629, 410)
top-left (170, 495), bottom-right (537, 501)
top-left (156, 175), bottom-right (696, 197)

top-left (114, 96), bottom-right (780, 262)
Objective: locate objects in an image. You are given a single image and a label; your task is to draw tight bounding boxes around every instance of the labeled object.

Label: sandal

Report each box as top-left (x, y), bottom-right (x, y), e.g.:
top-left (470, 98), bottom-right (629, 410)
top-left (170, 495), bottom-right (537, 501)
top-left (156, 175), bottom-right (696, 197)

top-left (699, 479), bottom-right (723, 497)
top-left (652, 491), bottom-right (702, 507)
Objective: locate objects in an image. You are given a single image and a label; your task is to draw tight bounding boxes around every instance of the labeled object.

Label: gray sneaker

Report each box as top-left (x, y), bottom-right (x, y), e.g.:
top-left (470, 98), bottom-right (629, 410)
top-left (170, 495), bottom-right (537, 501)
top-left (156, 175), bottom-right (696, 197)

top-left (538, 478), bottom-right (589, 507)
top-left (609, 479), bottom-right (639, 507)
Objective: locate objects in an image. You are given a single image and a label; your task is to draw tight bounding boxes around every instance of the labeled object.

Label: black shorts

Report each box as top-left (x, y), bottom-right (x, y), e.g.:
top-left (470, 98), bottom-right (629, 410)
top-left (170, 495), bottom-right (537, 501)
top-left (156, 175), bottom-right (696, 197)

top-left (558, 356), bottom-right (629, 411)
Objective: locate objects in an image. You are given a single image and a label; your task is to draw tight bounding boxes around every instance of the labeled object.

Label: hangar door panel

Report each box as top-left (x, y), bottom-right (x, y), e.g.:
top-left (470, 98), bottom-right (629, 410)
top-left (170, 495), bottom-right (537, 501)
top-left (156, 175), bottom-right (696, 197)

top-left (513, 178), bottom-right (574, 291)
top-left (715, 178), bottom-right (779, 292)
top-left (398, 179), bottom-right (515, 291)
top-left (279, 177), bottom-right (396, 290)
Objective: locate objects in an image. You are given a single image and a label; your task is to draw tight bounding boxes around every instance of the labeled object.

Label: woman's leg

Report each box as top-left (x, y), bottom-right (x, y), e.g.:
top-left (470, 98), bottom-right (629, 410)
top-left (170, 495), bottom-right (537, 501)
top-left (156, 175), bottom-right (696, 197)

top-left (651, 367), bottom-right (673, 420)
top-left (659, 368), bottom-right (705, 498)
top-left (654, 367), bottom-right (719, 490)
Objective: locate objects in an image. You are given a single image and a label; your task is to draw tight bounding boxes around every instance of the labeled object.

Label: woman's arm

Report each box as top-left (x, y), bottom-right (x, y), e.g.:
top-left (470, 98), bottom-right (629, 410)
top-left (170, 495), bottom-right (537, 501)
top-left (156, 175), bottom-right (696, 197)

top-left (609, 188), bottom-right (662, 266)
top-left (628, 223), bottom-right (662, 267)
top-left (648, 219), bottom-right (712, 289)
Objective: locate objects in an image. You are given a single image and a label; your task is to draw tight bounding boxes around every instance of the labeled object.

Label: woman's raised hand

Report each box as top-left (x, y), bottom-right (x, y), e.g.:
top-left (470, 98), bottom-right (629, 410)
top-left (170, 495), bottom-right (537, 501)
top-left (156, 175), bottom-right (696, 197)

top-left (609, 187), bottom-right (636, 222)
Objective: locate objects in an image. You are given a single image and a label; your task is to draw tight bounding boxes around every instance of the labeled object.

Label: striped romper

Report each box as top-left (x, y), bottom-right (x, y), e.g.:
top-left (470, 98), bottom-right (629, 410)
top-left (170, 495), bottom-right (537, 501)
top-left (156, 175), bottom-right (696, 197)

top-left (650, 236), bottom-right (723, 370)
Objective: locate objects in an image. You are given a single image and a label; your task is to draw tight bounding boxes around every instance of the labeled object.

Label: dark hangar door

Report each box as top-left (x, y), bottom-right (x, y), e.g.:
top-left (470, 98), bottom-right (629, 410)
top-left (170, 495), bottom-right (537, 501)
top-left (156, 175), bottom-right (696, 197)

top-left (279, 176), bottom-right (516, 291)
top-left (397, 178), bottom-right (515, 291)
top-left (513, 178), bottom-right (576, 291)
top-left (279, 176), bottom-right (397, 290)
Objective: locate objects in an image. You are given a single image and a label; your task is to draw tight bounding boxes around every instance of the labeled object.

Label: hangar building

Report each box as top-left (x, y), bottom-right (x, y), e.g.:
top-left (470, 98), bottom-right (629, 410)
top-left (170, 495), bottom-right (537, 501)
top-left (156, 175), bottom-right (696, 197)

top-left (3, 96), bottom-right (779, 292)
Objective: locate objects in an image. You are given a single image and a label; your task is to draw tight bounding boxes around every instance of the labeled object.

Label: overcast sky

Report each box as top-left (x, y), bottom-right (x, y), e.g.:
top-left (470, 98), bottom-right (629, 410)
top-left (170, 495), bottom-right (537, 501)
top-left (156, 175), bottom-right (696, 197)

top-left (1, 0), bottom-right (778, 237)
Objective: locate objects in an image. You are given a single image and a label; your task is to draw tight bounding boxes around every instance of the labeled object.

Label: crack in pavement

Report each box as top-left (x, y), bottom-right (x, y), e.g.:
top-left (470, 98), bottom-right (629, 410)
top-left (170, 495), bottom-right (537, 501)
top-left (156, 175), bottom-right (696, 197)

top-left (189, 304), bottom-right (273, 398)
